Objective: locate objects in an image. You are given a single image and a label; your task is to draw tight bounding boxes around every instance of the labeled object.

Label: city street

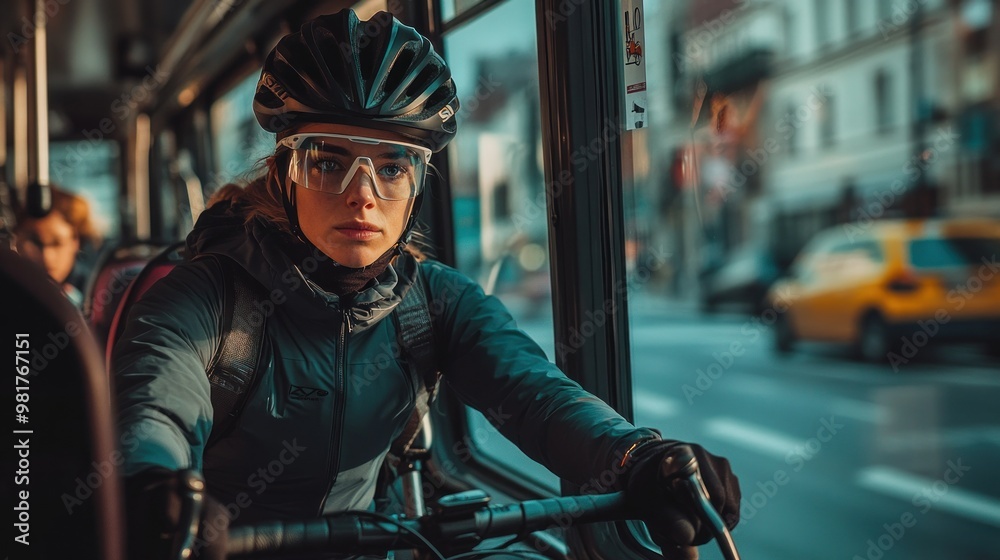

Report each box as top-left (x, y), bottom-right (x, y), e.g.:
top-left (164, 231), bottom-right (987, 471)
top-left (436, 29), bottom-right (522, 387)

top-left (625, 299), bottom-right (1000, 560)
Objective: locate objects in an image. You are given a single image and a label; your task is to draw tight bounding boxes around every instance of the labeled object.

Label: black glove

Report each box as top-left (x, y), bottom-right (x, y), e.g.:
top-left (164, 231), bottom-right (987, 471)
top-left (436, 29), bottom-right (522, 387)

top-left (623, 439), bottom-right (740, 550)
top-left (124, 468), bottom-right (229, 560)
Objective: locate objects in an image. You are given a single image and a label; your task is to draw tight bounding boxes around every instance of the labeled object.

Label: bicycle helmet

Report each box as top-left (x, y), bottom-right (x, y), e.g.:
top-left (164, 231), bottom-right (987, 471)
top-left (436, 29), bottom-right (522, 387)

top-left (252, 10), bottom-right (457, 261)
top-left (253, 9), bottom-right (459, 153)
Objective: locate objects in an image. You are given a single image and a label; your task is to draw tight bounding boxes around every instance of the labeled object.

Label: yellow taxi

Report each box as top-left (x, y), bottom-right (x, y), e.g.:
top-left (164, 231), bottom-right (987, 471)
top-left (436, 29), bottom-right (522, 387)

top-left (767, 218), bottom-right (1000, 363)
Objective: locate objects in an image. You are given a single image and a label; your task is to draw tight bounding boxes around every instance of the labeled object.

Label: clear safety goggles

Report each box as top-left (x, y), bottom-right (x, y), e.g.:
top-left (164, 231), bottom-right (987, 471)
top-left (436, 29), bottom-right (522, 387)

top-left (277, 133), bottom-right (431, 201)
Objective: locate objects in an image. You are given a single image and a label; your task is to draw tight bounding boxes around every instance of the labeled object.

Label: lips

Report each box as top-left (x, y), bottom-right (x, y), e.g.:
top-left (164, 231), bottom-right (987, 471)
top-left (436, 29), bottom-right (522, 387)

top-left (334, 221), bottom-right (381, 240)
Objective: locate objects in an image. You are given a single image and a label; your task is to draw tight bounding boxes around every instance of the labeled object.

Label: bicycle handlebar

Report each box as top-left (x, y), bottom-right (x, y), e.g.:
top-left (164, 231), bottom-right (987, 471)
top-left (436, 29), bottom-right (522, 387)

top-left (227, 492), bottom-right (628, 557)
top-left (226, 444), bottom-right (741, 560)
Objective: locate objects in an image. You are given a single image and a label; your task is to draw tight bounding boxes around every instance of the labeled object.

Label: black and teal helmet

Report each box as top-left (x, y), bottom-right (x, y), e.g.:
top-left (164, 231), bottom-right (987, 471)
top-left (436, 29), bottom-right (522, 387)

top-left (252, 9), bottom-right (459, 153)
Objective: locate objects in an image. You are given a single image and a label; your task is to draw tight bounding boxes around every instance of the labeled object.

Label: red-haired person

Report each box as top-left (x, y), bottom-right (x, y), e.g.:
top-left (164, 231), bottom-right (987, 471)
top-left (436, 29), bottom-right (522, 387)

top-left (14, 185), bottom-right (101, 307)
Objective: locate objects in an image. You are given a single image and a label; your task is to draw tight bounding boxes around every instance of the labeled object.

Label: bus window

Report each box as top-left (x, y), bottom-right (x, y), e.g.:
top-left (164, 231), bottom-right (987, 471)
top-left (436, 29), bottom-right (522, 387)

top-left (209, 72), bottom-right (274, 193)
top-left (49, 140), bottom-right (119, 240)
top-left (441, 0), bottom-right (491, 23)
top-left (444, 0), bottom-right (558, 492)
top-left (623, 2), bottom-right (999, 559)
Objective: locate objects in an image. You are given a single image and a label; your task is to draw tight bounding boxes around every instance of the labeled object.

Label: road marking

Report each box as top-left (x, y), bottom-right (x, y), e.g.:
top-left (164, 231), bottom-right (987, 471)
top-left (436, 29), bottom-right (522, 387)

top-left (726, 375), bottom-right (887, 424)
top-left (832, 398), bottom-right (887, 423)
top-left (633, 391), bottom-right (681, 419)
top-left (703, 418), bottom-right (806, 460)
top-left (879, 427), bottom-right (1000, 451)
top-left (630, 327), bottom-right (732, 347)
top-left (857, 466), bottom-right (1000, 528)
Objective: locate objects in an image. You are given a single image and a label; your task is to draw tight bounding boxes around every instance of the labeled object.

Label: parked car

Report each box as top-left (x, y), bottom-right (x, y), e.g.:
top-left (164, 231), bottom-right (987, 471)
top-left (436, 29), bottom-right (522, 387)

top-left (767, 218), bottom-right (1000, 362)
top-left (700, 245), bottom-right (780, 315)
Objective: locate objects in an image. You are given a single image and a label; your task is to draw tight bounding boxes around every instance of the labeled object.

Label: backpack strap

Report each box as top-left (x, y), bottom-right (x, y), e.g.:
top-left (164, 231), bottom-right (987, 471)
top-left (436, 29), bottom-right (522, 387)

top-left (197, 255), bottom-right (269, 448)
top-left (389, 258), bottom-right (441, 460)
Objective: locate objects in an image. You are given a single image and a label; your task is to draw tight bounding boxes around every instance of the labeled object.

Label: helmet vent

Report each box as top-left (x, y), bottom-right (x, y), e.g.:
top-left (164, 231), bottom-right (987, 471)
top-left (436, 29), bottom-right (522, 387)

top-left (424, 82), bottom-right (454, 112)
top-left (384, 45), bottom-right (417, 103)
top-left (256, 86), bottom-right (285, 109)
top-left (358, 37), bottom-right (383, 105)
top-left (406, 61), bottom-right (442, 101)
top-left (253, 9), bottom-right (461, 151)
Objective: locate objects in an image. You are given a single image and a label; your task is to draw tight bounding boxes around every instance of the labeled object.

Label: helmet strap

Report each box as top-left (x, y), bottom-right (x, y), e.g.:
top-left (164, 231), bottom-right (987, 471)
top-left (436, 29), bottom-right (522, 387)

top-left (275, 157), bottom-right (312, 246)
top-left (395, 190), bottom-right (424, 255)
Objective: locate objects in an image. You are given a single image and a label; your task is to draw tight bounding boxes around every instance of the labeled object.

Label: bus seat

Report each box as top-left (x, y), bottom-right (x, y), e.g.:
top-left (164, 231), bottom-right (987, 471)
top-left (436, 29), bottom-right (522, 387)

top-left (84, 243), bottom-right (168, 358)
top-left (105, 241), bottom-right (187, 367)
top-left (1, 248), bottom-right (125, 560)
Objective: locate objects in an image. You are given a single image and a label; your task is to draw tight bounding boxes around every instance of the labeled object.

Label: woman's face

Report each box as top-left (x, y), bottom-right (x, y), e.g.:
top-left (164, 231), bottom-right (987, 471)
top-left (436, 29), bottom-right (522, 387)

top-left (16, 213), bottom-right (79, 283)
top-left (287, 123), bottom-right (418, 268)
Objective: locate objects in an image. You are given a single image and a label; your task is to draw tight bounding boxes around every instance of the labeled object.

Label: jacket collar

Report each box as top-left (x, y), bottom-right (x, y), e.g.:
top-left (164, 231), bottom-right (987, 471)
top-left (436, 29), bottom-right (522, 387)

top-left (186, 201), bottom-right (416, 327)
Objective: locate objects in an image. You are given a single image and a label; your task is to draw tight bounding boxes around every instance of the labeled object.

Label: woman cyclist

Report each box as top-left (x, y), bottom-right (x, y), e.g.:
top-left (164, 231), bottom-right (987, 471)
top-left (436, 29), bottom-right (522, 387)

top-left (113, 10), bottom-right (740, 558)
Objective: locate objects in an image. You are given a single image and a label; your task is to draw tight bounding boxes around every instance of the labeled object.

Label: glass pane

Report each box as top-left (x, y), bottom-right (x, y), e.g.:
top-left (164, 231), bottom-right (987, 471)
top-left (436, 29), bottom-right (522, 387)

top-left (441, 0), bottom-right (489, 22)
top-left (444, 0), bottom-right (558, 492)
top-left (625, 1), bottom-right (1000, 559)
top-left (909, 237), bottom-right (1000, 269)
top-left (209, 72), bottom-right (275, 191)
top-left (48, 140), bottom-right (120, 292)
top-left (49, 140), bottom-right (120, 240)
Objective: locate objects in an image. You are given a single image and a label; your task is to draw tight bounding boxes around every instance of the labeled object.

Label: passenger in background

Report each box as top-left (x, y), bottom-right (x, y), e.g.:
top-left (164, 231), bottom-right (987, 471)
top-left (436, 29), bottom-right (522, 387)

top-left (14, 185), bottom-right (101, 307)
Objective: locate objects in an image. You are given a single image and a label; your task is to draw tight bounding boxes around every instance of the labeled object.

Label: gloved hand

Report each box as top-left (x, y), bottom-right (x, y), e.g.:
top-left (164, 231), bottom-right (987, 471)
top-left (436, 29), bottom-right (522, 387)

top-left (623, 439), bottom-right (740, 550)
top-left (124, 468), bottom-right (229, 560)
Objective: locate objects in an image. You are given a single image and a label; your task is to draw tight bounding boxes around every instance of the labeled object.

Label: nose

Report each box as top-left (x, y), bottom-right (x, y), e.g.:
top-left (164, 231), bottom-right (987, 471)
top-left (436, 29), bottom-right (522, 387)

top-left (342, 164), bottom-right (378, 208)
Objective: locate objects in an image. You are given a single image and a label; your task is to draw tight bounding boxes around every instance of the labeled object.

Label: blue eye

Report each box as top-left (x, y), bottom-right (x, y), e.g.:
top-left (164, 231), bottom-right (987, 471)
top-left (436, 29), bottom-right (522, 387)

top-left (314, 158), bottom-right (343, 173)
top-left (379, 164), bottom-right (406, 179)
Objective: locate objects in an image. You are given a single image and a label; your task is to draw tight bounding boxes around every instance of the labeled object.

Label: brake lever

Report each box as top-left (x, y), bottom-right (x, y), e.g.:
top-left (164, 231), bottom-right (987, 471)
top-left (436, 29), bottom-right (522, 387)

top-left (661, 446), bottom-right (742, 560)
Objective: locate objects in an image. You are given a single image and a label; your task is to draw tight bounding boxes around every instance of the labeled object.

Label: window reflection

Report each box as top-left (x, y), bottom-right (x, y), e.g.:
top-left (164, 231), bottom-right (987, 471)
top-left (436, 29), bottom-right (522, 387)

top-left (443, 0), bottom-right (559, 492)
top-left (625, 1), bottom-right (1000, 558)
top-left (210, 72), bottom-right (274, 189)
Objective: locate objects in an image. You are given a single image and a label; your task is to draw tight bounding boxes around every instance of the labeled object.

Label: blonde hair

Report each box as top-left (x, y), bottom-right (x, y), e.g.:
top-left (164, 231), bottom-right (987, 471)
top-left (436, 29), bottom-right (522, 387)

top-left (207, 155), bottom-right (294, 235)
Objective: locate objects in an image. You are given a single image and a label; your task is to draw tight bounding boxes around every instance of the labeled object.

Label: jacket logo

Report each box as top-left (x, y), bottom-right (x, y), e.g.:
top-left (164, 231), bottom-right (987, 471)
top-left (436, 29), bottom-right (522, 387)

top-left (289, 385), bottom-right (330, 400)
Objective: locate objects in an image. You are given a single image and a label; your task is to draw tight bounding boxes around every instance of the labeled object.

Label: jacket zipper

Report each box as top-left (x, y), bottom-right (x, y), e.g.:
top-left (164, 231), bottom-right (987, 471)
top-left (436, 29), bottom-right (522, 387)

top-left (318, 308), bottom-right (351, 513)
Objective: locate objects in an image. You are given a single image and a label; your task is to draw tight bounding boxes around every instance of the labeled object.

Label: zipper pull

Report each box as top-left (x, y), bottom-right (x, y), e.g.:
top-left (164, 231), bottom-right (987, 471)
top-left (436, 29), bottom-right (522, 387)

top-left (343, 310), bottom-right (353, 334)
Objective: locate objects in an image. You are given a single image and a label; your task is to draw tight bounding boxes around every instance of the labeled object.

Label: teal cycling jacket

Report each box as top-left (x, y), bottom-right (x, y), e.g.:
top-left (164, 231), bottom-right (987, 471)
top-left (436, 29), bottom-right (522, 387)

top-left (113, 202), bottom-right (657, 522)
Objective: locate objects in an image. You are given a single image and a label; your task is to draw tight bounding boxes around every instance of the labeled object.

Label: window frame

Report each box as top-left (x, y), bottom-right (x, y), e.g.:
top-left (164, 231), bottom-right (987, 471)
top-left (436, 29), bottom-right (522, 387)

top-left (875, 69), bottom-right (893, 135)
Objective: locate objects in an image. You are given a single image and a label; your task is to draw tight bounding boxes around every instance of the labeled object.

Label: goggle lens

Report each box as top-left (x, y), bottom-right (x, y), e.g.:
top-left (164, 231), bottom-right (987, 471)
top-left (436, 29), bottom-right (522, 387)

top-left (280, 134), bottom-right (430, 201)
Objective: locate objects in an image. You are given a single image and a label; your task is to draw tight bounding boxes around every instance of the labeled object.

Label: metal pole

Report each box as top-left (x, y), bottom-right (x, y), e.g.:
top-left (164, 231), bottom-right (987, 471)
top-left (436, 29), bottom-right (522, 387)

top-left (909, 0), bottom-right (927, 211)
top-left (32, 0), bottom-right (49, 187)
top-left (12, 66), bottom-right (28, 192)
top-left (0, 57), bottom-right (6, 172)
